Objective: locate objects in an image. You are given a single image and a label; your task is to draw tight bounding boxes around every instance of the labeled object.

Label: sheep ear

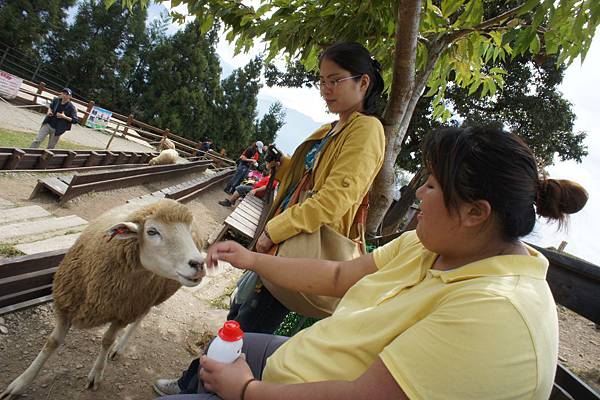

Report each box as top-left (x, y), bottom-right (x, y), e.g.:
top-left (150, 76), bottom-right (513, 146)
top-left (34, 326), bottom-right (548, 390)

top-left (106, 222), bottom-right (139, 241)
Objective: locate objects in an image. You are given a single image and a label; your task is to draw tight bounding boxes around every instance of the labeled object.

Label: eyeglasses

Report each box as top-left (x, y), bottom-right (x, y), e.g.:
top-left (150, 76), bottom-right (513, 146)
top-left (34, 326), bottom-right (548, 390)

top-left (317, 74), bottom-right (362, 90)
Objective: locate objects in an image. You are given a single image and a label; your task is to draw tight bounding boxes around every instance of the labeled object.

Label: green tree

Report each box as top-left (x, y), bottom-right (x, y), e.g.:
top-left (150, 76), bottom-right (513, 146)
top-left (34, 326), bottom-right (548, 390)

top-left (121, 0), bottom-right (599, 233)
top-left (0, 0), bottom-right (75, 60)
top-left (255, 101), bottom-right (286, 146)
top-left (44, 0), bottom-right (148, 108)
top-left (133, 21), bottom-right (223, 139)
top-left (217, 57), bottom-right (263, 156)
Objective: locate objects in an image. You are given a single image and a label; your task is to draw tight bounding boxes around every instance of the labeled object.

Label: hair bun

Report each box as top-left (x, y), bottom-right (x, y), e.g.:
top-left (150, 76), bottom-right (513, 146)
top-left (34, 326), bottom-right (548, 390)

top-left (536, 179), bottom-right (588, 220)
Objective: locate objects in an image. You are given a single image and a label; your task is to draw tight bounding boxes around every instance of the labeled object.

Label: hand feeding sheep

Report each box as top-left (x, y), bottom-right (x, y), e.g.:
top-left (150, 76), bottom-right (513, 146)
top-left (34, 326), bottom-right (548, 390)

top-left (1, 199), bottom-right (206, 399)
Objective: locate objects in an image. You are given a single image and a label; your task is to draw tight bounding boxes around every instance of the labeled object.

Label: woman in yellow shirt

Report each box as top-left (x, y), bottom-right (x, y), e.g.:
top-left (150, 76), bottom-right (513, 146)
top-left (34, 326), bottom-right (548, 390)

top-left (226, 41), bottom-right (386, 334)
top-left (164, 125), bottom-right (588, 400)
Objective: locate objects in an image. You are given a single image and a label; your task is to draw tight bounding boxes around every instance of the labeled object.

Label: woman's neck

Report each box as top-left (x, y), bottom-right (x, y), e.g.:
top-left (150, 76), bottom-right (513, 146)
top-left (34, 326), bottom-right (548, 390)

top-left (432, 239), bottom-right (528, 271)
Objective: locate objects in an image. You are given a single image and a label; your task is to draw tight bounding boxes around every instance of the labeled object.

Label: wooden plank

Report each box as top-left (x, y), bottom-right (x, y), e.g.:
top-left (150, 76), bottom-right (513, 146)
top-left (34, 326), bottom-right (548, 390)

top-left (530, 244), bottom-right (600, 324)
top-left (30, 177), bottom-right (69, 198)
top-left (0, 267), bottom-right (58, 298)
top-left (225, 213), bottom-right (258, 238)
top-left (0, 285), bottom-right (52, 315)
top-left (231, 207), bottom-right (260, 225)
top-left (0, 249), bottom-right (66, 279)
top-left (236, 201), bottom-right (263, 219)
top-left (554, 363), bottom-right (600, 400)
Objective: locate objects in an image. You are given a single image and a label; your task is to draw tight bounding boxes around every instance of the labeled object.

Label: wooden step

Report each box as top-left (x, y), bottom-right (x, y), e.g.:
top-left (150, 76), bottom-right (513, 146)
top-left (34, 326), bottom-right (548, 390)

top-left (0, 205), bottom-right (51, 225)
top-left (15, 233), bottom-right (81, 255)
top-left (0, 216), bottom-right (87, 243)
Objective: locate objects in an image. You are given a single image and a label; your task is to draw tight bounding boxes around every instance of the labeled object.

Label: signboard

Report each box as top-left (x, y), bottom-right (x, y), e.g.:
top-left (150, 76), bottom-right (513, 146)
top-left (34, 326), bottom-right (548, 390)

top-left (0, 70), bottom-right (23, 99)
top-left (85, 106), bottom-right (112, 130)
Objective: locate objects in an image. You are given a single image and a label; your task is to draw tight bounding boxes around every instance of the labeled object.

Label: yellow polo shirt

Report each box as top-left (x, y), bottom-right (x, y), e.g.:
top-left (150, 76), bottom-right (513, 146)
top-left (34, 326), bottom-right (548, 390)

top-left (262, 231), bottom-right (558, 399)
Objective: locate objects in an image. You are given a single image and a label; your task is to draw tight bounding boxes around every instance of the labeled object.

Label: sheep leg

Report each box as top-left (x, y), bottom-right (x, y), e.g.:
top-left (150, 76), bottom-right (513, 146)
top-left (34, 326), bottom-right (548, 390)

top-left (86, 321), bottom-right (124, 390)
top-left (1, 314), bottom-right (71, 400)
top-left (108, 313), bottom-right (146, 360)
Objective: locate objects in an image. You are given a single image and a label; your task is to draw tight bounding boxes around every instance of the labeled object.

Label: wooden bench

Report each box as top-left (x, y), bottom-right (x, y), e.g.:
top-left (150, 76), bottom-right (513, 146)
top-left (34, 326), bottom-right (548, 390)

top-left (212, 194), bottom-right (266, 246)
top-left (29, 160), bottom-right (212, 204)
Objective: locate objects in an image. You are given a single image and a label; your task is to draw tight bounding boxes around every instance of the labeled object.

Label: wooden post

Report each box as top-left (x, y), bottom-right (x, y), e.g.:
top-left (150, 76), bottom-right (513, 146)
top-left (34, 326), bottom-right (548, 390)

top-left (558, 241), bottom-right (568, 252)
top-left (123, 114), bottom-right (134, 137)
top-left (37, 150), bottom-right (54, 169)
top-left (6, 149), bottom-right (25, 170)
top-left (62, 151), bottom-right (76, 168)
top-left (105, 123), bottom-right (120, 150)
top-left (33, 82), bottom-right (45, 106)
top-left (81, 100), bottom-right (94, 126)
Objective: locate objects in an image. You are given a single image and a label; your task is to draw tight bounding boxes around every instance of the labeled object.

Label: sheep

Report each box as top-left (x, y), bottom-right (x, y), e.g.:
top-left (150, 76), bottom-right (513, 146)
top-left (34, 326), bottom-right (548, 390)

top-left (157, 136), bottom-right (176, 152)
top-left (149, 148), bottom-right (182, 165)
top-left (1, 199), bottom-right (206, 399)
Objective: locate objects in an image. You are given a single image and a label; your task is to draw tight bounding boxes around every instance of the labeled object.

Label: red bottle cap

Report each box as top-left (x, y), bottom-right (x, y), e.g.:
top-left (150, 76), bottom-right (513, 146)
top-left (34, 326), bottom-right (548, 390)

top-left (218, 320), bottom-right (244, 342)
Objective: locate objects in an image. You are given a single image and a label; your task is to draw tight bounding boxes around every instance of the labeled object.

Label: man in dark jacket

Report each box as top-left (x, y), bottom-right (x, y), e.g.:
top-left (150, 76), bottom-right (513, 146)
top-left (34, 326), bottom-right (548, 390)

top-left (30, 88), bottom-right (79, 149)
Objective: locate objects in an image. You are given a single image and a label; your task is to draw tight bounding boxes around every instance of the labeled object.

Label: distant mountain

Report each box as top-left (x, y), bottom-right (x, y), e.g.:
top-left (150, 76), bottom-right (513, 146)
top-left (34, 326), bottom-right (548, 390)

top-left (220, 57), bottom-right (321, 155)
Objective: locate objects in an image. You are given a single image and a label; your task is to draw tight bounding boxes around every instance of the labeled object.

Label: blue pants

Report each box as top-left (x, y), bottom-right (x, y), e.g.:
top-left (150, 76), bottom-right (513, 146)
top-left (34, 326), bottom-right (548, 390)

top-left (224, 164), bottom-right (250, 193)
top-left (156, 333), bottom-right (288, 399)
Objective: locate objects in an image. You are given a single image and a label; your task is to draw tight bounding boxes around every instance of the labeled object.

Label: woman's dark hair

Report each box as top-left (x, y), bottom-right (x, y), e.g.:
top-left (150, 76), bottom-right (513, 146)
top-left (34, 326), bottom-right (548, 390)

top-left (319, 42), bottom-right (385, 116)
top-left (421, 126), bottom-right (588, 240)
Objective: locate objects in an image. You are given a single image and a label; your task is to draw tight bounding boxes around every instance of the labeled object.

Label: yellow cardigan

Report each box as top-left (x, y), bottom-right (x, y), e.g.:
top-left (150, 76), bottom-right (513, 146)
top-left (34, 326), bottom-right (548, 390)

top-left (266, 111), bottom-right (385, 244)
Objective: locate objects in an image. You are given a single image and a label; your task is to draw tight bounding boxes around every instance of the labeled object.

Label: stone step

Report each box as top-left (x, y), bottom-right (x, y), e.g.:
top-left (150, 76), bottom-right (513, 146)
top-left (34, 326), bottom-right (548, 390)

top-left (0, 215), bottom-right (88, 243)
top-left (0, 205), bottom-right (51, 225)
top-left (0, 197), bottom-right (14, 209)
top-left (15, 232), bottom-right (81, 255)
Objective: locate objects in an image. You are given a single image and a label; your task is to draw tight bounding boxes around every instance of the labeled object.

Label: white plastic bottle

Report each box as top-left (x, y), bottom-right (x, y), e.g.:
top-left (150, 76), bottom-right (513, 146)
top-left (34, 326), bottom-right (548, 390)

top-left (206, 320), bottom-right (244, 363)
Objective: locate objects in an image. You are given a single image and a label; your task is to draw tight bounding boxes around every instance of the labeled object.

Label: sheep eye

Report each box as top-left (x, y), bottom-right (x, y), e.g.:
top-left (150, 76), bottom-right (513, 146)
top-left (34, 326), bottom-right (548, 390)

top-left (147, 228), bottom-right (160, 236)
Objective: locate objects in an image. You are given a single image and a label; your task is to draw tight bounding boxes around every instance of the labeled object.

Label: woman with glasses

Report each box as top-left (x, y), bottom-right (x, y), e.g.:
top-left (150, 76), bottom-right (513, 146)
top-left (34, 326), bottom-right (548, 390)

top-left (224, 41), bottom-right (387, 333)
top-left (152, 41), bottom-right (385, 397)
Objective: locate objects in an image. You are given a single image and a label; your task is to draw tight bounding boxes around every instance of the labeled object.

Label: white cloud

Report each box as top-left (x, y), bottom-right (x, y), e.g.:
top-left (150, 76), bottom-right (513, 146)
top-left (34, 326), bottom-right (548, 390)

top-left (525, 39), bottom-right (600, 265)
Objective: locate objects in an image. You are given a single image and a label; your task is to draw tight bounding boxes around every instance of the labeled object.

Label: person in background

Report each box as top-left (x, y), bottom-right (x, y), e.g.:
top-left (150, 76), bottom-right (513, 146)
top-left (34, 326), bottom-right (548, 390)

top-left (196, 138), bottom-right (214, 156)
top-left (30, 88), bottom-right (79, 149)
top-left (156, 125), bottom-right (588, 400)
top-left (218, 163), bottom-right (279, 207)
top-left (223, 141), bottom-right (264, 194)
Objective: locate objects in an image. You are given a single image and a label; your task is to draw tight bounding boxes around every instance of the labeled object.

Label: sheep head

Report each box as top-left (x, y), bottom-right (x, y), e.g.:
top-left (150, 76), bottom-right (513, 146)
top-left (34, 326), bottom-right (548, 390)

top-left (106, 199), bottom-right (205, 287)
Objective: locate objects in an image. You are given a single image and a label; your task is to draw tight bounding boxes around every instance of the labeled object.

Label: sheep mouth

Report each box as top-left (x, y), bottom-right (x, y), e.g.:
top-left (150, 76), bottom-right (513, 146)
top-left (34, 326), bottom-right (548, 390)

top-left (177, 272), bottom-right (204, 286)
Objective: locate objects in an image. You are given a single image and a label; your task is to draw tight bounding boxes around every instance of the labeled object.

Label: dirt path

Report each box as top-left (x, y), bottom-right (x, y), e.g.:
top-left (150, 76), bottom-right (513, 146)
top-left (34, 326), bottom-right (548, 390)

top-left (0, 164), bottom-right (242, 399)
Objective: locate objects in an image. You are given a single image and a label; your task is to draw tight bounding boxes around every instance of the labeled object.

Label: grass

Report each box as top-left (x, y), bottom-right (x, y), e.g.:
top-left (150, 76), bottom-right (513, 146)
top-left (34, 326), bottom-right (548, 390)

top-left (0, 244), bottom-right (25, 258)
top-left (208, 282), bottom-right (237, 310)
top-left (0, 128), bottom-right (100, 151)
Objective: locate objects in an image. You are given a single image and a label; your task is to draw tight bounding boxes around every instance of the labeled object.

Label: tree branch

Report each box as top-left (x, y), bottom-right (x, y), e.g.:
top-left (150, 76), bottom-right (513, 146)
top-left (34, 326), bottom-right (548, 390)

top-left (447, 3), bottom-right (528, 42)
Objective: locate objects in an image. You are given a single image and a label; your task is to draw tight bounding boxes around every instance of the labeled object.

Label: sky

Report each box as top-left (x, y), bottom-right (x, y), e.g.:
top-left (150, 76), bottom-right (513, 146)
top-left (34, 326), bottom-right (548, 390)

top-left (151, 3), bottom-right (600, 265)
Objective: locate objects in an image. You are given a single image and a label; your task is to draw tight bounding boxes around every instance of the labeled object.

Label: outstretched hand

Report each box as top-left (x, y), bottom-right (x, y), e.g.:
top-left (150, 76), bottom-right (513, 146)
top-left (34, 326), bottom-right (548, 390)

top-left (206, 240), bottom-right (256, 271)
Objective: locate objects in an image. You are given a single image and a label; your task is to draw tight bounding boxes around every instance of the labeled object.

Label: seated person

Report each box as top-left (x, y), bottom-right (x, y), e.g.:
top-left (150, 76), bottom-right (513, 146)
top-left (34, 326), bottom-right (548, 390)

top-left (155, 126), bottom-right (588, 400)
top-left (218, 173), bottom-right (277, 207)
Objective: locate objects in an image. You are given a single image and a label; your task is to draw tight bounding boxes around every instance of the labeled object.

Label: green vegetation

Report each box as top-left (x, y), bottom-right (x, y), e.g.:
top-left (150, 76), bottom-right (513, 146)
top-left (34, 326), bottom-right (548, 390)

top-left (0, 244), bottom-right (25, 258)
top-left (208, 282), bottom-right (237, 310)
top-left (0, 128), bottom-right (100, 151)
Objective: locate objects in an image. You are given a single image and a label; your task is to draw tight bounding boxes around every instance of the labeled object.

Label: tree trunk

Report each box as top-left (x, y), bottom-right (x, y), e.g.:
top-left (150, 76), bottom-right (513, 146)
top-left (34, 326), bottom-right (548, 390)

top-left (367, 0), bottom-right (422, 234)
top-left (381, 166), bottom-right (427, 235)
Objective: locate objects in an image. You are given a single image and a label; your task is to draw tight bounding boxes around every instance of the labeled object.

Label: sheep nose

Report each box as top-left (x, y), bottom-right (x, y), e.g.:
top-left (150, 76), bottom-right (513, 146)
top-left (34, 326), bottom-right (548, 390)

top-left (188, 260), bottom-right (204, 271)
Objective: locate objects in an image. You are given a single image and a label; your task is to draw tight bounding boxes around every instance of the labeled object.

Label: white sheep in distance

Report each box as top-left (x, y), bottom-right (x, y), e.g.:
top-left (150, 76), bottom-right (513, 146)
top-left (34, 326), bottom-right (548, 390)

top-left (149, 148), bottom-right (188, 165)
top-left (1, 199), bottom-right (206, 399)
top-left (157, 136), bottom-right (176, 152)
